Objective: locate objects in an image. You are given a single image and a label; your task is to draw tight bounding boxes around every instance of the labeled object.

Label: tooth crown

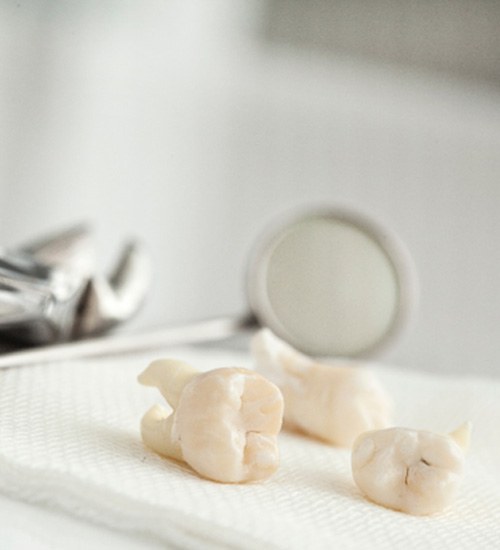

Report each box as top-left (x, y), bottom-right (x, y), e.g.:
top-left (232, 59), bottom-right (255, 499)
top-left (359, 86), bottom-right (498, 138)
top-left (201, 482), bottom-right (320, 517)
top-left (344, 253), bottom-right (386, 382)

top-left (139, 361), bottom-right (284, 484)
top-left (351, 426), bottom-right (468, 515)
top-left (252, 328), bottom-right (392, 447)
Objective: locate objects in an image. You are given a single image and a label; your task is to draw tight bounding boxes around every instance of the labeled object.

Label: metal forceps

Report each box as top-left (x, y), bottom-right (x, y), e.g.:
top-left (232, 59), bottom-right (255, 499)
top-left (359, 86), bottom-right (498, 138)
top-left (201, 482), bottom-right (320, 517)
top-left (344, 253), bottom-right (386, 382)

top-left (0, 224), bottom-right (151, 348)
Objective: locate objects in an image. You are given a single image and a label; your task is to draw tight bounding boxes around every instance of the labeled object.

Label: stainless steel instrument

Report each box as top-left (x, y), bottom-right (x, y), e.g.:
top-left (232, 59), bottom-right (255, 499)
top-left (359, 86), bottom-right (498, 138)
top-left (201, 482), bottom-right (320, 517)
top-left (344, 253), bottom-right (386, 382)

top-left (0, 207), bottom-right (418, 369)
top-left (0, 224), bottom-right (150, 346)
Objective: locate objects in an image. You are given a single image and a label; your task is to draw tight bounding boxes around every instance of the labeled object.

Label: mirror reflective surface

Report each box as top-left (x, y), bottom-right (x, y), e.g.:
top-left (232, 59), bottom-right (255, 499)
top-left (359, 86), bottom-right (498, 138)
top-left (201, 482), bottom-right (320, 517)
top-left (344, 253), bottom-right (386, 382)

top-left (248, 209), bottom-right (418, 357)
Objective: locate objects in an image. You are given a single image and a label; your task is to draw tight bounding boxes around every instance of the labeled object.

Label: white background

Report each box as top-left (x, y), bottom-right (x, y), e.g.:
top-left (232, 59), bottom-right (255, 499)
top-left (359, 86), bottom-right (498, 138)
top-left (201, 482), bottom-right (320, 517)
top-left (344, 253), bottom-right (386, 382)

top-left (1, 0), bottom-right (499, 376)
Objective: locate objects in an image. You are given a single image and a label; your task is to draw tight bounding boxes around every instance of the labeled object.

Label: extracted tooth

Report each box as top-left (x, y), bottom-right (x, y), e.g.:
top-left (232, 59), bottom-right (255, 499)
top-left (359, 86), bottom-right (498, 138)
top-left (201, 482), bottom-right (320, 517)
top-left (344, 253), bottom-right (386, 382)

top-left (251, 328), bottom-right (392, 447)
top-left (138, 359), bottom-right (284, 483)
top-left (351, 424), bottom-right (471, 515)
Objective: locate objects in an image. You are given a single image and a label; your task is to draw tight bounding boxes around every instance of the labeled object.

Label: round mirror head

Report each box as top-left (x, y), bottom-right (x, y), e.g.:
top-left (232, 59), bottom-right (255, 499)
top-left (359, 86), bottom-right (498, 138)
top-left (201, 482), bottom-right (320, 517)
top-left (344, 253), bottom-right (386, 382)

top-left (247, 208), bottom-right (417, 358)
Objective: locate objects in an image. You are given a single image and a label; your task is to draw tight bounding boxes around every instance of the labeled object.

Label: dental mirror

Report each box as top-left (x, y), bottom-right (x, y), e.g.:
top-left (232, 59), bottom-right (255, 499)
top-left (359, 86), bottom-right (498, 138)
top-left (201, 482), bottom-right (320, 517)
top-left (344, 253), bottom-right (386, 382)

top-left (247, 208), bottom-right (417, 357)
top-left (0, 207), bottom-right (417, 368)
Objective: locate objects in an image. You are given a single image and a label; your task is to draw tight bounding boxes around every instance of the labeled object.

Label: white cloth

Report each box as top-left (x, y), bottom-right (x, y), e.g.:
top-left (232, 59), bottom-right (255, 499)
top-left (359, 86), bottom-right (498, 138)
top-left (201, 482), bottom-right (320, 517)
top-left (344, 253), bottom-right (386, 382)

top-left (0, 346), bottom-right (499, 549)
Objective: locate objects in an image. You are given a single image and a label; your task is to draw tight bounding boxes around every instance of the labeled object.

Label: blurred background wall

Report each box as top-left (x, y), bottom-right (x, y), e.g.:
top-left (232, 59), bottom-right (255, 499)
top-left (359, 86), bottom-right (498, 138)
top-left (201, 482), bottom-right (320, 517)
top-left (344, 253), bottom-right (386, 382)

top-left (1, 0), bottom-right (499, 375)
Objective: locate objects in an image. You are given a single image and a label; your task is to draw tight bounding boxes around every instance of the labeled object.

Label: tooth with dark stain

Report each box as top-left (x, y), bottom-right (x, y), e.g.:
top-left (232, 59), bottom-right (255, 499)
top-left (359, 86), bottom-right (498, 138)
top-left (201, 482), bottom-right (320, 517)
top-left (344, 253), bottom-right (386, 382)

top-left (351, 423), bottom-right (471, 515)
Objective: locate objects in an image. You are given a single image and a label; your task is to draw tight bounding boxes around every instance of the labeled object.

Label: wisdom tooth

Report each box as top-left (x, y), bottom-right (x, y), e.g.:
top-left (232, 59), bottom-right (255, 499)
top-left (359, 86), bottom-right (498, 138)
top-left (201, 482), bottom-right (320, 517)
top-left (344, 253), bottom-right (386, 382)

top-left (351, 423), bottom-right (471, 515)
top-left (138, 359), bottom-right (284, 483)
top-left (251, 328), bottom-right (392, 447)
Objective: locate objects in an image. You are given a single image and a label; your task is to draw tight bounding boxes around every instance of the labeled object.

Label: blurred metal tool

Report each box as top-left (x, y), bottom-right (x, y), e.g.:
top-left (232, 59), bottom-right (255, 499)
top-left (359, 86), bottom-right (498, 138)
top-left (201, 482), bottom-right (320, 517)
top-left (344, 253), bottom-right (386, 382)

top-left (0, 207), bottom-right (418, 370)
top-left (0, 316), bottom-right (250, 370)
top-left (0, 224), bottom-right (151, 346)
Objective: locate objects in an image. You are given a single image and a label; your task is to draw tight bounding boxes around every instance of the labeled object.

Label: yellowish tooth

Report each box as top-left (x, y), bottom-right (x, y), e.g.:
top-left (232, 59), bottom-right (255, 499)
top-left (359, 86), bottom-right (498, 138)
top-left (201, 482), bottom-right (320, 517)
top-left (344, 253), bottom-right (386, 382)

top-left (138, 360), bottom-right (284, 483)
top-left (251, 328), bottom-right (392, 447)
top-left (351, 425), bottom-right (470, 515)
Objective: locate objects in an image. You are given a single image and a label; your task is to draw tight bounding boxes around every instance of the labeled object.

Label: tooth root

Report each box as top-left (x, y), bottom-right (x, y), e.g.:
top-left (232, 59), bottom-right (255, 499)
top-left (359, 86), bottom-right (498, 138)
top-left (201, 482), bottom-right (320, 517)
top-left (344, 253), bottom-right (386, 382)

top-left (138, 359), bottom-right (199, 409)
top-left (449, 421), bottom-right (472, 452)
top-left (141, 404), bottom-right (183, 462)
top-left (251, 328), bottom-right (312, 382)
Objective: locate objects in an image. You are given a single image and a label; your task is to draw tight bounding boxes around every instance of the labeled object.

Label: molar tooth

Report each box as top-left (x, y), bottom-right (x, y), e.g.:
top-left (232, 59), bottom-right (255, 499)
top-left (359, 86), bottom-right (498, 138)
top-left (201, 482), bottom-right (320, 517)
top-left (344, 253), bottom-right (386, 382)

top-left (251, 328), bottom-right (392, 447)
top-left (351, 424), bottom-right (471, 515)
top-left (138, 361), bottom-right (284, 483)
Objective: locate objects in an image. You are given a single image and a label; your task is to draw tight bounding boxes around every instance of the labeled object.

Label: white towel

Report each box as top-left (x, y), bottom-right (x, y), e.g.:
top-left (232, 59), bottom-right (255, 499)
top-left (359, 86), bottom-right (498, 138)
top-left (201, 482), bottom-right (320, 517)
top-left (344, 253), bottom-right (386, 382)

top-left (0, 346), bottom-right (498, 549)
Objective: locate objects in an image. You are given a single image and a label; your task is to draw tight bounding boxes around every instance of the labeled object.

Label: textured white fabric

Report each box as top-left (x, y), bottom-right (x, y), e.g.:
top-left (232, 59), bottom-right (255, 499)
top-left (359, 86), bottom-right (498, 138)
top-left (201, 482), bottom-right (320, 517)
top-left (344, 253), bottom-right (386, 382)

top-left (0, 346), bottom-right (499, 549)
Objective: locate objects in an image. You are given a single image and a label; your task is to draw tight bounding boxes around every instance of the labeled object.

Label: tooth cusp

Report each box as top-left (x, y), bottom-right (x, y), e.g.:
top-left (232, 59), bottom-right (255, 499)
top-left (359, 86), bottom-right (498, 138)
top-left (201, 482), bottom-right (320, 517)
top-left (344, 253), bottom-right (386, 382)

top-left (351, 425), bottom-right (470, 515)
